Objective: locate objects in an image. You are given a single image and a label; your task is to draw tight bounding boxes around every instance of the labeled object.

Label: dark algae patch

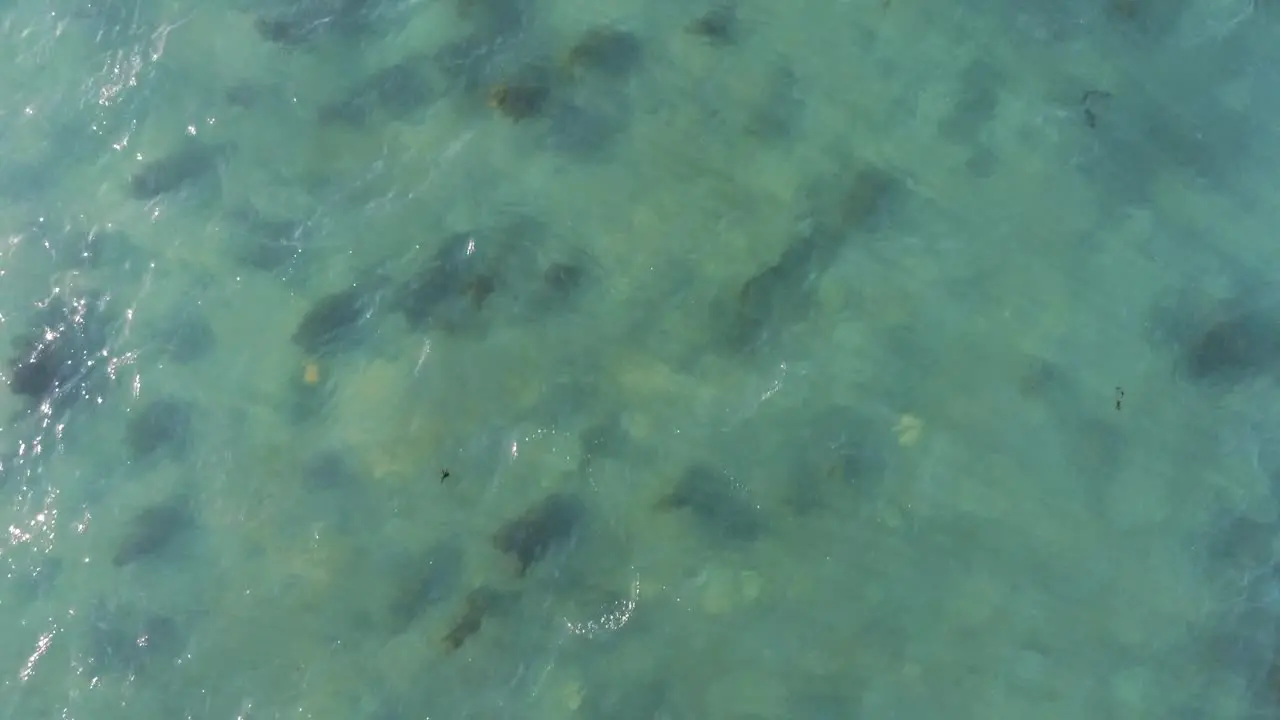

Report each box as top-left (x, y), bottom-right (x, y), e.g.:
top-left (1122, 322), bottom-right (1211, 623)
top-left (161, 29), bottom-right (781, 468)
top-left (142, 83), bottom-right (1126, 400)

top-left (1181, 307), bottom-right (1280, 385)
top-left (83, 602), bottom-right (185, 677)
top-left (125, 398), bottom-right (193, 461)
top-left (318, 55), bottom-right (440, 126)
top-left (656, 464), bottom-right (765, 542)
top-left (156, 304), bottom-right (215, 365)
top-left (724, 163), bottom-right (901, 349)
top-left (6, 295), bottom-right (113, 408)
top-left (385, 540), bottom-right (465, 633)
top-left (564, 26), bottom-right (644, 79)
top-left (686, 4), bottom-right (738, 44)
top-left (489, 76), bottom-right (553, 121)
top-left (128, 141), bottom-right (224, 200)
top-left (292, 285), bottom-right (378, 356)
top-left (442, 586), bottom-right (518, 651)
top-left (493, 493), bottom-right (586, 576)
top-left (394, 226), bottom-right (529, 332)
top-left (112, 497), bottom-right (195, 567)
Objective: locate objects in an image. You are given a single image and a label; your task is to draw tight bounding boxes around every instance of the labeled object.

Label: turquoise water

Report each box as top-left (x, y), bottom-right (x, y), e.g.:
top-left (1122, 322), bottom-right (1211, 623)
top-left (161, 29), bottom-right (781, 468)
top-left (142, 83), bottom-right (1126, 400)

top-left (3, 0), bottom-right (1280, 717)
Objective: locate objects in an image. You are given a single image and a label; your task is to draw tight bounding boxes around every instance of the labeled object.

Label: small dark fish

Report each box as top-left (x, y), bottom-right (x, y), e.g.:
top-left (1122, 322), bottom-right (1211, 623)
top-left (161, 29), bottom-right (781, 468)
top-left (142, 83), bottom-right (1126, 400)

top-left (656, 464), bottom-right (764, 542)
top-left (292, 286), bottom-right (376, 355)
top-left (125, 398), bottom-right (193, 461)
top-left (128, 143), bottom-right (223, 200)
top-left (112, 498), bottom-right (194, 567)
top-left (493, 493), bottom-right (586, 575)
top-left (442, 586), bottom-right (518, 651)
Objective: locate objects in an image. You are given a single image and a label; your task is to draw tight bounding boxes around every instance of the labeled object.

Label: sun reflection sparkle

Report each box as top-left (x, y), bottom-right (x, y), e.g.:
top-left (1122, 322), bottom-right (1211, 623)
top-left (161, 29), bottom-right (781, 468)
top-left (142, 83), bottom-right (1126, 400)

top-left (20, 630), bottom-right (55, 682)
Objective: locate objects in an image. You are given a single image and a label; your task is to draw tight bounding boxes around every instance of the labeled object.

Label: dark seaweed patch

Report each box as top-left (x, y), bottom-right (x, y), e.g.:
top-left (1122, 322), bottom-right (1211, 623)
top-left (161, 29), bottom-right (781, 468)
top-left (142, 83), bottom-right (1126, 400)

top-left (156, 304), bottom-right (215, 365)
top-left (128, 142), bottom-right (223, 200)
top-left (442, 585), bottom-right (518, 651)
top-left (6, 295), bottom-right (113, 407)
top-left (493, 493), bottom-right (586, 576)
top-left (396, 231), bottom-right (510, 332)
top-left (81, 228), bottom-right (145, 271)
top-left (787, 406), bottom-right (889, 514)
top-left (656, 464), bottom-right (764, 542)
top-left (545, 94), bottom-right (631, 159)
top-left (489, 77), bottom-right (553, 121)
top-left (318, 55), bottom-right (439, 126)
top-left (112, 498), bottom-right (195, 567)
top-left (746, 64), bottom-right (803, 142)
top-left (83, 603), bottom-right (184, 677)
top-left (302, 449), bottom-right (360, 491)
top-left (939, 59), bottom-right (1003, 144)
top-left (565, 27), bottom-right (644, 79)
top-left (386, 541), bottom-right (465, 633)
top-left (227, 207), bottom-right (308, 277)
top-left (125, 398), bottom-right (193, 461)
top-left (255, 0), bottom-right (381, 46)
top-left (1180, 309), bottom-right (1280, 384)
top-left (723, 165), bottom-right (900, 350)
top-left (292, 286), bottom-right (377, 356)
top-left (687, 4), bottom-right (737, 44)
top-left (456, 0), bottom-right (532, 37)
top-left (514, 254), bottom-right (596, 317)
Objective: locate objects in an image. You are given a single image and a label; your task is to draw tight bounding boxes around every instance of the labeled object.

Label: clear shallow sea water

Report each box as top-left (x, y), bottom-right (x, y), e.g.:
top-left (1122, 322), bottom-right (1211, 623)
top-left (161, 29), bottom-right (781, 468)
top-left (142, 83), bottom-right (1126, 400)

top-left (3, 0), bottom-right (1280, 718)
